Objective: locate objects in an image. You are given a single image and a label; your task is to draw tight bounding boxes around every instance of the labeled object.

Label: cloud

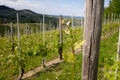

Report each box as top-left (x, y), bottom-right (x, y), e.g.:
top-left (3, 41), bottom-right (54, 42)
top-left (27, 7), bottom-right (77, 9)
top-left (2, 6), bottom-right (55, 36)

top-left (0, 0), bottom-right (41, 10)
top-left (8, 0), bottom-right (18, 2)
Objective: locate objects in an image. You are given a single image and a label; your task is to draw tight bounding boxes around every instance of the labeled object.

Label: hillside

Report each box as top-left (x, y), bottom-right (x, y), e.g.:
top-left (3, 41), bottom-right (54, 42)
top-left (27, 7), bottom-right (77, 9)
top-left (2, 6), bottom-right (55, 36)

top-left (0, 5), bottom-right (58, 23)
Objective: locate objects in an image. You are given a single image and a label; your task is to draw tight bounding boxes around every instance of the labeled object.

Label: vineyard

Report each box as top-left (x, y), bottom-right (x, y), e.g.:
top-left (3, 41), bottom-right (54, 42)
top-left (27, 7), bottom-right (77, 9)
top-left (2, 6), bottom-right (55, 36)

top-left (0, 14), bottom-right (120, 80)
top-left (1, 0), bottom-right (120, 80)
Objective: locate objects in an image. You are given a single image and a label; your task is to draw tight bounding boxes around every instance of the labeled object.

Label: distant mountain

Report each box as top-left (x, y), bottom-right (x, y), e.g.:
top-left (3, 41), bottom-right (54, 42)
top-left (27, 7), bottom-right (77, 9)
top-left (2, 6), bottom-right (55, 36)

top-left (0, 5), bottom-right (58, 24)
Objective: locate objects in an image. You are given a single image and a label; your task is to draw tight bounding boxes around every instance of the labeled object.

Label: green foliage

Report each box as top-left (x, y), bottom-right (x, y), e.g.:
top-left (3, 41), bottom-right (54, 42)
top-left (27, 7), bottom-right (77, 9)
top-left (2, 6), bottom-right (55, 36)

top-left (0, 29), bottom-right (59, 79)
top-left (98, 32), bottom-right (120, 80)
top-left (102, 22), bottom-right (119, 36)
top-left (29, 54), bottom-right (83, 80)
top-left (105, 0), bottom-right (120, 14)
top-left (103, 60), bottom-right (120, 80)
top-left (63, 52), bottom-right (75, 63)
top-left (30, 30), bottom-right (120, 80)
top-left (74, 40), bottom-right (84, 51)
top-left (0, 22), bottom-right (120, 80)
top-left (62, 21), bottom-right (84, 80)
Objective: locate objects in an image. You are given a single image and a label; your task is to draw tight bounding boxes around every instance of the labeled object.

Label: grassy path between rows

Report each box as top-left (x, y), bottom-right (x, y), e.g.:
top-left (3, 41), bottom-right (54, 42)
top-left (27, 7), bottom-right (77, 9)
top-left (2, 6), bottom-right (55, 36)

top-left (22, 28), bottom-right (119, 80)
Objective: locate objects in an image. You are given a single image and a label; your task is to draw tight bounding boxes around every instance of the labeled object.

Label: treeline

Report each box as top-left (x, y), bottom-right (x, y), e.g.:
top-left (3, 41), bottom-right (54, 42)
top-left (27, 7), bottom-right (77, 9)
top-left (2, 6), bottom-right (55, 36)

top-left (105, 0), bottom-right (120, 14)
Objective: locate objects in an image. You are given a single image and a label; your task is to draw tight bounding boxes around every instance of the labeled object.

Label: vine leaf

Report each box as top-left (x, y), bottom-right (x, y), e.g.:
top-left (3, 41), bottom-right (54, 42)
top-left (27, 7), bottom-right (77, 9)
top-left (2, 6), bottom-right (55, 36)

top-left (74, 40), bottom-right (85, 51)
top-left (64, 28), bottom-right (70, 35)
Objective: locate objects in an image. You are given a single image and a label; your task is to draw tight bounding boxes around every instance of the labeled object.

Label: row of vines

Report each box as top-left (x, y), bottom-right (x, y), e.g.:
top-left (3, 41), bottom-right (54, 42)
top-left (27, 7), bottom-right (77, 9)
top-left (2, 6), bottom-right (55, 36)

top-left (0, 13), bottom-right (120, 79)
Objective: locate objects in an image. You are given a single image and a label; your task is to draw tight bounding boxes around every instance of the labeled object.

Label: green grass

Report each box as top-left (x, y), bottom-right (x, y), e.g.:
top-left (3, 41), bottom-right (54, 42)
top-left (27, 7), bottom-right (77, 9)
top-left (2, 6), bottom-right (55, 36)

top-left (26, 31), bottom-right (119, 80)
top-left (27, 54), bottom-right (82, 80)
top-left (98, 32), bottom-right (120, 80)
top-left (0, 22), bottom-right (119, 80)
top-left (0, 27), bottom-right (82, 80)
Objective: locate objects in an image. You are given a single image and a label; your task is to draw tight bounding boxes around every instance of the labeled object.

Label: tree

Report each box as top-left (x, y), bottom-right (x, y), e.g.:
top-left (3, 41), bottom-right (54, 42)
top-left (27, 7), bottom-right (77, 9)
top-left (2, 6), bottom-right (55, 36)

top-left (105, 0), bottom-right (120, 14)
top-left (82, 0), bottom-right (104, 80)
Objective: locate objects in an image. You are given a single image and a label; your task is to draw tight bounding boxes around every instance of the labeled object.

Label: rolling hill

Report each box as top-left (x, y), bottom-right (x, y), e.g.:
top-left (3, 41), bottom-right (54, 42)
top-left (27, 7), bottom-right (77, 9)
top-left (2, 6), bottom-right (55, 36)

top-left (0, 5), bottom-right (58, 23)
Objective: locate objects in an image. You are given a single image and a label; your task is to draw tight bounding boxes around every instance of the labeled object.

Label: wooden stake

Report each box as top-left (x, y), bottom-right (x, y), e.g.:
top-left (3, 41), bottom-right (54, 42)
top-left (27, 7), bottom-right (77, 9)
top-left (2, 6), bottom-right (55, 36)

top-left (49, 20), bottom-right (52, 47)
top-left (43, 13), bottom-right (45, 44)
top-left (25, 23), bottom-right (27, 35)
top-left (17, 13), bottom-right (20, 58)
top-left (111, 13), bottom-right (113, 23)
top-left (17, 13), bottom-right (24, 80)
top-left (39, 21), bottom-right (41, 33)
top-left (82, 0), bottom-right (104, 80)
top-left (117, 27), bottom-right (120, 61)
top-left (59, 15), bottom-right (63, 60)
top-left (72, 15), bottom-right (74, 28)
top-left (10, 22), bottom-right (14, 53)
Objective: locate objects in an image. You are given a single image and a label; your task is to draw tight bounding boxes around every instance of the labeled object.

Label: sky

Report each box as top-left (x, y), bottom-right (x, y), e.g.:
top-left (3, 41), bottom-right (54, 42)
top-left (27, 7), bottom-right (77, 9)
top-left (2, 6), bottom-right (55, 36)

top-left (0, 0), bottom-right (110, 16)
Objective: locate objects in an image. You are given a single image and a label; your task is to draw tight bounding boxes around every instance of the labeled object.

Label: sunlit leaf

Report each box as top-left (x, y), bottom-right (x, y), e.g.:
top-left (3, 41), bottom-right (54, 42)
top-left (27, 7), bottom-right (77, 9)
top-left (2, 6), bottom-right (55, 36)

top-left (64, 28), bottom-right (70, 35)
top-left (62, 20), bottom-right (65, 24)
top-left (66, 21), bottom-right (71, 26)
top-left (74, 40), bottom-right (85, 51)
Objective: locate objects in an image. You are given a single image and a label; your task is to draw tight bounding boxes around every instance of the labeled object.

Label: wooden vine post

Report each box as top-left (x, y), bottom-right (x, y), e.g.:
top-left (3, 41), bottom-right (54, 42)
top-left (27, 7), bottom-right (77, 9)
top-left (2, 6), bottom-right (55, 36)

top-left (25, 23), bottom-right (27, 35)
top-left (49, 20), bottom-right (52, 48)
top-left (42, 13), bottom-right (46, 68)
top-left (116, 26), bottom-right (120, 79)
top-left (72, 15), bottom-right (74, 28)
top-left (116, 14), bottom-right (120, 79)
top-left (10, 22), bottom-right (14, 53)
top-left (117, 15), bottom-right (120, 61)
top-left (17, 13), bottom-right (24, 80)
top-left (43, 13), bottom-right (45, 44)
top-left (82, 0), bottom-right (104, 80)
top-left (59, 15), bottom-right (63, 60)
top-left (39, 21), bottom-right (41, 33)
